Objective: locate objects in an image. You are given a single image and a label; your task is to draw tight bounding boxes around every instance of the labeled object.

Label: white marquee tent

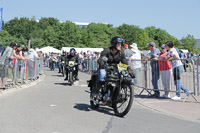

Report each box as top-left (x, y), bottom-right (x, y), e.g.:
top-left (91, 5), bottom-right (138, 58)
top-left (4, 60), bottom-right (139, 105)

top-left (37, 46), bottom-right (61, 53)
top-left (61, 47), bottom-right (104, 53)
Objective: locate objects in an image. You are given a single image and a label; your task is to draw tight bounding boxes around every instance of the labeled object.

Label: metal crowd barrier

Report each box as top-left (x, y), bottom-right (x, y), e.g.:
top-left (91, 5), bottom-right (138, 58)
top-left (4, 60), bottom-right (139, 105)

top-left (78, 57), bottom-right (200, 100)
top-left (0, 58), bottom-right (43, 89)
top-left (79, 58), bottom-right (98, 72)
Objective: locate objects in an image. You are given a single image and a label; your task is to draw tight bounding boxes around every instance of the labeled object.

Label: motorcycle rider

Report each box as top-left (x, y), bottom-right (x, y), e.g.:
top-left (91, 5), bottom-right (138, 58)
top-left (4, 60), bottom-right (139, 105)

top-left (98, 36), bottom-right (135, 84)
top-left (64, 48), bottom-right (80, 81)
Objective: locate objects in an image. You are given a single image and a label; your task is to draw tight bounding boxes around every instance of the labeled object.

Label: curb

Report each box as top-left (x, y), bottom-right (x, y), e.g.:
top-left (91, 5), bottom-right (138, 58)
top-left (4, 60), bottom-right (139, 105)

top-left (0, 74), bottom-right (46, 96)
top-left (134, 98), bottom-right (200, 124)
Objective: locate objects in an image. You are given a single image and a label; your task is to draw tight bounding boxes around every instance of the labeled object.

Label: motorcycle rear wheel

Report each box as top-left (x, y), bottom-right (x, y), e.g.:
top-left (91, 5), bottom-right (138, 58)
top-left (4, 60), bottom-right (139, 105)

top-left (113, 85), bottom-right (134, 117)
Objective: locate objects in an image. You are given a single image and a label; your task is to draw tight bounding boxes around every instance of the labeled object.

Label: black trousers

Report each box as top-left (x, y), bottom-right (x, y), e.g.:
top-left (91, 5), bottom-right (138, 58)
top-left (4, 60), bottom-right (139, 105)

top-left (65, 65), bottom-right (78, 78)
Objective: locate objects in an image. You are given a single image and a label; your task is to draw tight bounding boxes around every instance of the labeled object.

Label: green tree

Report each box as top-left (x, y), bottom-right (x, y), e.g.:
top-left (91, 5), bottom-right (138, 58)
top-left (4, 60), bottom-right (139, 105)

top-left (30, 38), bottom-right (45, 49)
top-left (86, 23), bottom-right (116, 48)
top-left (137, 30), bottom-right (157, 50)
top-left (0, 30), bottom-right (18, 47)
top-left (3, 17), bottom-right (38, 40)
top-left (39, 17), bottom-right (59, 30)
top-left (181, 34), bottom-right (197, 52)
top-left (145, 26), bottom-right (180, 47)
top-left (56, 21), bottom-right (81, 48)
top-left (117, 24), bottom-right (145, 44)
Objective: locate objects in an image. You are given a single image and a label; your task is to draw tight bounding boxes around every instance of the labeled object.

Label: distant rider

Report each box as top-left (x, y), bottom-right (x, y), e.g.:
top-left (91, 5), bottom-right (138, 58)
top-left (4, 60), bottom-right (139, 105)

top-left (64, 48), bottom-right (80, 81)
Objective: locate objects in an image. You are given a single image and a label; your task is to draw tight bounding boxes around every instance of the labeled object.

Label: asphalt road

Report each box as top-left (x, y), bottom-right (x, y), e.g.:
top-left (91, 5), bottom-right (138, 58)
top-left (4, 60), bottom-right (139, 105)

top-left (0, 67), bottom-right (199, 133)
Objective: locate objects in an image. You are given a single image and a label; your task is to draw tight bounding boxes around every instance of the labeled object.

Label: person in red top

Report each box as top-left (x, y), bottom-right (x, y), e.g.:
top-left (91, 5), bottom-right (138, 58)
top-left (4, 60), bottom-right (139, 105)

top-left (158, 44), bottom-right (172, 98)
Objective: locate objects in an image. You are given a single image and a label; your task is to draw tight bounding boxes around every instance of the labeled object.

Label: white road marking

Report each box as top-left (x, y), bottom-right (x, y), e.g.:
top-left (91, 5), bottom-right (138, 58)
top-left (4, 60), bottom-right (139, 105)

top-left (50, 104), bottom-right (57, 107)
top-left (144, 101), bottom-right (169, 104)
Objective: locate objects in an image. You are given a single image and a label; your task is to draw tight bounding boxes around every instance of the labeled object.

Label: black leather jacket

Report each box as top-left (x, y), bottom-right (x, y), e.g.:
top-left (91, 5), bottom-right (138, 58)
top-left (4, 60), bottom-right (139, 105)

top-left (98, 47), bottom-right (128, 69)
top-left (65, 54), bottom-right (80, 66)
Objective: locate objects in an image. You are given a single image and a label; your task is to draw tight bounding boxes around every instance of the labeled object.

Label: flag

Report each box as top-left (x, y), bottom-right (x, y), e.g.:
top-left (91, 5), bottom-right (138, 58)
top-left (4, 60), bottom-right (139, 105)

top-left (28, 40), bottom-right (31, 52)
top-left (0, 8), bottom-right (3, 32)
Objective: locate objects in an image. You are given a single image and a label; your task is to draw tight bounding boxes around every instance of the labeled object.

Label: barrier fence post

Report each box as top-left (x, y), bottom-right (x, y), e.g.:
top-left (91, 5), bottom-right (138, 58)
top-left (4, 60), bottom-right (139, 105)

top-left (33, 59), bottom-right (36, 79)
top-left (197, 57), bottom-right (199, 96)
top-left (190, 59), bottom-right (196, 95)
top-left (12, 59), bottom-right (16, 83)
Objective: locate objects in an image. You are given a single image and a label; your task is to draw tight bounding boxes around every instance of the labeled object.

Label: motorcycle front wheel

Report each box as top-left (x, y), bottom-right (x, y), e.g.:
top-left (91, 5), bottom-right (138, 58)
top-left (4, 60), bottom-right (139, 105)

top-left (69, 71), bottom-right (73, 86)
top-left (90, 93), bottom-right (99, 109)
top-left (113, 85), bottom-right (134, 117)
top-left (62, 66), bottom-right (65, 77)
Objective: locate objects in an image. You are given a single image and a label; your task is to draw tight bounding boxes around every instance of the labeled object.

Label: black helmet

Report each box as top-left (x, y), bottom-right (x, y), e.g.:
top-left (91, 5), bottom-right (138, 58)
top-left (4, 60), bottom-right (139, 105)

top-left (110, 36), bottom-right (125, 48)
top-left (69, 48), bottom-right (76, 54)
top-left (9, 42), bottom-right (17, 48)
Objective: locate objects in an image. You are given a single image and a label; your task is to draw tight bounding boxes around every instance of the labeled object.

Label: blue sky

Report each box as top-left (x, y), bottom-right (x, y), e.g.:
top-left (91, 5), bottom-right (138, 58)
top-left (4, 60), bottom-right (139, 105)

top-left (1, 0), bottom-right (200, 39)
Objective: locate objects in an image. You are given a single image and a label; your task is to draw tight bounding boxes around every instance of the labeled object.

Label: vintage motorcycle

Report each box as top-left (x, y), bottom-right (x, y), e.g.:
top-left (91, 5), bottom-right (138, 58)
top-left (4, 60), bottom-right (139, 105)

top-left (67, 61), bottom-right (76, 86)
top-left (88, 57), bottom-right (134, 117)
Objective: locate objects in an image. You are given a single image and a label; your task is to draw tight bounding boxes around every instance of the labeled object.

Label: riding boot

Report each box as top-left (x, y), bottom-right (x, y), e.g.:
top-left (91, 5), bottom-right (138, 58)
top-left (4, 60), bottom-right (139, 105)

top-left (75, 71), bottom-right (79, 80)
top-left (64, 76), bottom-right (68, 81)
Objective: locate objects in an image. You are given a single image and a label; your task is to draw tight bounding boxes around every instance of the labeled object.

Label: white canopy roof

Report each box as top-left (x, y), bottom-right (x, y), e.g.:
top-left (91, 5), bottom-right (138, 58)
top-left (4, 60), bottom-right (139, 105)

top-left (61, 47), bottom-right (104, 54)
top-left (37, 46), bottom-right (61, 53)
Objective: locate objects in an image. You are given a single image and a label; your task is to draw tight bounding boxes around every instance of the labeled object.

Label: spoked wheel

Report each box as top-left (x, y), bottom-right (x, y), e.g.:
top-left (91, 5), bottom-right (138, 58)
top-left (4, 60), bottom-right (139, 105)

top-left (69, 72), bottom-right (73, 86)
top-left (113, 85), bottom-right (134, 117)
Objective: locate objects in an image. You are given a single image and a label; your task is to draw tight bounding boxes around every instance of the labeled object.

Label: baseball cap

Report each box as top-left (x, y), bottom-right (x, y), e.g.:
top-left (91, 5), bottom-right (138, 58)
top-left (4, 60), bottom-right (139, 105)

top-left (161, 44), bottom-right (166, 49)
top-left (124, 44), bottom-right (128, 47)
top-left (148, 42), bottom-right (156, 47)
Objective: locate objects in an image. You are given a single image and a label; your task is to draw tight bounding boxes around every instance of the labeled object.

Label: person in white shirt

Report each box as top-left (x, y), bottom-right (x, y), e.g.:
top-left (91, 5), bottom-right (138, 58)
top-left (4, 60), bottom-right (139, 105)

top-left (165, 41), bottom-right (190, 100)
top-left (27, 49), bottom-right (38, 61)
top-left (130, 43), bottom-right (142, 86)
top-left (27, 49), bottom-right (38, 79)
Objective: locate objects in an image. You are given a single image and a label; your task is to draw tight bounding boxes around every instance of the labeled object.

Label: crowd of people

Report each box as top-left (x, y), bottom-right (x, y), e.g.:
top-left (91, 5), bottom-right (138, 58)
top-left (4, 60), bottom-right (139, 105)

top-left (43, 50), bottom-right (101, 77)
top-left (0, 37), bottom-right (193, 100)
top-left (145, 41), bottom-right (192, 100)
top-left (0, 42), bottom-right (43, 90)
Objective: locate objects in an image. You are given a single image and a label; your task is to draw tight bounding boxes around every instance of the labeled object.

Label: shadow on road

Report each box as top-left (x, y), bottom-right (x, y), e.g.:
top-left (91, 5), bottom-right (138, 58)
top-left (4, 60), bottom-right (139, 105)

top-left (74, 103), bottom-right (114, 116)
top-left (134, 94), bottom-right (174, 100)
top-left (51, 74), bottom-right (64, 77)
top-left (54, 82), bottom-right (71, 86)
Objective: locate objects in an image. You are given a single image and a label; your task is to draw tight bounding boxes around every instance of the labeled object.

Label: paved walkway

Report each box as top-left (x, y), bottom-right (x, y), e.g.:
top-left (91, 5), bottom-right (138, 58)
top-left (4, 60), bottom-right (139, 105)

top-left (134, 87), bottom-right (200, 123)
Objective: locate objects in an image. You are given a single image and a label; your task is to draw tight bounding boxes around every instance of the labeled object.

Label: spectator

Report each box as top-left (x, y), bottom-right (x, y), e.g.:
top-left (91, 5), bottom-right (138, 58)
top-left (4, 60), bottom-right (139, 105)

top-left (83, 52), bottom-right (88, 71)
top-left (186, 50), bottom-right (193, 58)
top-left (158, 44), bottom-right (172, 98)
top-left (123, 43), bottom-right (133, 66)
top-left (44, 53), bottom-right (49, 67)
top-left (130, 43), bottom-right (142, 86)
top-left (179, 50), bottom-right (186, 59)
top-left (18, 47), bottom-right (28, 81)
top-left (147, 42), bottom-right (160, 98)
top-left (165, 41), bottom-right (190, 100)
top-left (179, 50), bottom-right (187, 72)
top-left (27, 48), bottom-right (38, 78)
top-left (124, 44), bottom-right (133, 58)
top-left (49, 54), bottom-right (55, 71)
top-left (0, 42), bottom-right (17, 89)
top-left (0, 46), bottom-right (4, 56)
